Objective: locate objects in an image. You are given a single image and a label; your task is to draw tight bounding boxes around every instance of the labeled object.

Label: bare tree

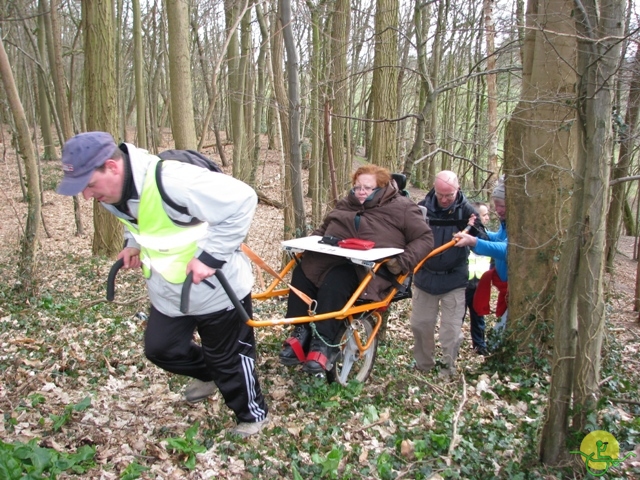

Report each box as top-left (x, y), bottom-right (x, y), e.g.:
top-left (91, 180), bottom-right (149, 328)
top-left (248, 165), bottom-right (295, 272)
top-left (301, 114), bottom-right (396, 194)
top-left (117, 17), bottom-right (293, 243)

top-left (82, 0), bottom-right (123, 257)
top-left (0, 35), bottom-right (42, 295)
top-left (280, 0), bottom-right (306, 235)
top-left (166, 0), bottom-right (197, 149)
top-left (48, 0), bottom-right (84, 235)
top-left (403, 1), bottom-right (433, 181)
top-left (37, 0), bottom-right (55, 160)
top-left (225, 0), bottom-right (250, 181)
top-left (327, 0), bottom-right (351, 191)
top-left (132, 0), bottom-right (147, 149)
top-left (483, 0), bottom-right (497, 186)
top-left (252, 2), bottom-right (271, 183)
top-left (240, 4), bottom-right (255, 179)
top-left (568, 0), bottom-right (624, 434)
top-left (369, 0), bottom-right (398, 170)
top-left (605, 46), bottom-right (640, 269)
top-left (504, 0), bottom-right (576, 350)
top-left (270, 0), bottom-right (295, 237)
top-left (539, 0), bottom-right (624, 464)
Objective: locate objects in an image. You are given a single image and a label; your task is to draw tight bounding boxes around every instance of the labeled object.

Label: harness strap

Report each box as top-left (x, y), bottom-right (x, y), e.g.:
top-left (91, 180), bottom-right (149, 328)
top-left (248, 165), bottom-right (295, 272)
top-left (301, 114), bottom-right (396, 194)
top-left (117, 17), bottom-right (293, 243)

top-left (240, 243), bottom-right (316, 310)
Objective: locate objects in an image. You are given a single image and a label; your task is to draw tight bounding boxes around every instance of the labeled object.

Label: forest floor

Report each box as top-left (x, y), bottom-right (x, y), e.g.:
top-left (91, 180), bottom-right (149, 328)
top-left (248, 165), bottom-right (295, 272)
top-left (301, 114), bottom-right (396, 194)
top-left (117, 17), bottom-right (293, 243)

top-left (0, 130), bottom-right (639, 479)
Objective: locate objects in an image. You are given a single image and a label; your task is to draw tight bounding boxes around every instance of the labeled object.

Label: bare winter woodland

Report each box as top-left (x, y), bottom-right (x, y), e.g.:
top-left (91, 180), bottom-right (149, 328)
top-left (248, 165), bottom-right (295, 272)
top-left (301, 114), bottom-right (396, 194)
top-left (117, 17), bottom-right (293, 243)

top-left (0, 131), bottom-right (639, 479)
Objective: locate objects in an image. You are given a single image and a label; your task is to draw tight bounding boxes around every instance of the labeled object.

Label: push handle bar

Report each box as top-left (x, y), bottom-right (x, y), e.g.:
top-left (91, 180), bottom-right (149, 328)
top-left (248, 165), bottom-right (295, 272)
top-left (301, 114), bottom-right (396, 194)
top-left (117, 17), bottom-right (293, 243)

top-left (107, 260), bottom-right (250, 323)
top-left (106, 258), bottom-right (125, 301)
top-left (180, 270), bottom-right (250, 323)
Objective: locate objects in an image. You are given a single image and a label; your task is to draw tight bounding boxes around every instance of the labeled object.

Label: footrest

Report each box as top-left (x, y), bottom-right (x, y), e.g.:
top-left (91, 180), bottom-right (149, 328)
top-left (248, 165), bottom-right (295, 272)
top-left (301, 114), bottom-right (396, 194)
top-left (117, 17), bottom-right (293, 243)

top-left (306, 350), bottom-right (329, 370)
top-left (285, 337), bottom-right (307, 362)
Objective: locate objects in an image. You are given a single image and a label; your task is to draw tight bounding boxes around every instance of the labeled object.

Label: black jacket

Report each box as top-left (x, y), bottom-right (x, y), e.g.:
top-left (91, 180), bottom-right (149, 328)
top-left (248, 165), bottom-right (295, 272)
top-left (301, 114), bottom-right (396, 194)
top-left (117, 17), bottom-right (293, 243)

top-left (414, 189), bottom-right (487, 295)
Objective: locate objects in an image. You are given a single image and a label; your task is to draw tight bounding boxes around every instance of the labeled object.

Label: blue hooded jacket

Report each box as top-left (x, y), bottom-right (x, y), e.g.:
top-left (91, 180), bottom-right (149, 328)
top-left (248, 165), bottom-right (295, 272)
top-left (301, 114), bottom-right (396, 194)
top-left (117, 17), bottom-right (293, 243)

top-left (473, 220), bottom-right (507, 281)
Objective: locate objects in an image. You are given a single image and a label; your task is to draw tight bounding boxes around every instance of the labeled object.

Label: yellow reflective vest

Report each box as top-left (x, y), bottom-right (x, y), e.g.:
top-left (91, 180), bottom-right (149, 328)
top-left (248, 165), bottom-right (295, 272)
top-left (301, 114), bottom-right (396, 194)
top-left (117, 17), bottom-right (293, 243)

top-left (468, 251), bottom-right (491, 280)
top-left (118, 159), bottom-right (207, 284)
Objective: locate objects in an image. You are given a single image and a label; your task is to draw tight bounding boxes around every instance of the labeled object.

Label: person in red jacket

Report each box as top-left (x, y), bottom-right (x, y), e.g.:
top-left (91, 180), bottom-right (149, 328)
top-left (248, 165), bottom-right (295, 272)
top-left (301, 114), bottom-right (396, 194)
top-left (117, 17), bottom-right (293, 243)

top-left (279, 165), bottom-right (434, 374)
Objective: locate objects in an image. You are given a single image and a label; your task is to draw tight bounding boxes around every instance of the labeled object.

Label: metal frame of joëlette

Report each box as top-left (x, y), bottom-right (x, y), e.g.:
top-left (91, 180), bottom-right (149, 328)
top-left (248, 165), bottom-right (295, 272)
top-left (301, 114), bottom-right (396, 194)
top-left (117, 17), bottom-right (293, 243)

top-left (244, 235), bottom-right (463, 358)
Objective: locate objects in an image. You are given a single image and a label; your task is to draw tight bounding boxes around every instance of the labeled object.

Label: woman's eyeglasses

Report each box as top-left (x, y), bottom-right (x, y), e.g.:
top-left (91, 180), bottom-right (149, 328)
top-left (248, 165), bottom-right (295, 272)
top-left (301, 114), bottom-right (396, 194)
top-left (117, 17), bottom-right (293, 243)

top-left (353, 185), bottom-right (376, 193)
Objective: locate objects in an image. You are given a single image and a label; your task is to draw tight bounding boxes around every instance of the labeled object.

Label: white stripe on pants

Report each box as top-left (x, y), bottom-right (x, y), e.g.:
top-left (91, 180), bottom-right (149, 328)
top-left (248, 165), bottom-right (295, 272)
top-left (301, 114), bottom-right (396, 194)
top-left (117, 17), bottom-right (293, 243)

top-left (410, 287), bottom-right (466, 370)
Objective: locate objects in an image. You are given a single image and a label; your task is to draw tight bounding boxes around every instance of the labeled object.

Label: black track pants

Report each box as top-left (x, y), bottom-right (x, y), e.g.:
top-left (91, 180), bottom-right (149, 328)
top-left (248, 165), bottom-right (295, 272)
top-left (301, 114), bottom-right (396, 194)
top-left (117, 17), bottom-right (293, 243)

top-left (144, 294), bottom-right (268, 423)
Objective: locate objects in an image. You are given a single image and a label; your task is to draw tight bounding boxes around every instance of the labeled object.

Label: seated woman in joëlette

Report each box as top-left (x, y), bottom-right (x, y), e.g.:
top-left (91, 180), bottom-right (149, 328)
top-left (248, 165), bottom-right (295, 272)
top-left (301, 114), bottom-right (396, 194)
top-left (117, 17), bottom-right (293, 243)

top-left (279, 164), bottom-right (434, 374)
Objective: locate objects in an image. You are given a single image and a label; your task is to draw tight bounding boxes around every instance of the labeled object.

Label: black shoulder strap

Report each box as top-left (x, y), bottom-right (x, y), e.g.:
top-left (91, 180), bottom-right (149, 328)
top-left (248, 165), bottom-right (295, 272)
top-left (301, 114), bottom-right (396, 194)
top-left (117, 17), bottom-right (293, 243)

top-left (428, 205), bottom-right (467, 229)
top-left (428, 218), bottom-right (467, 229)
top-left (155, 159), bottom-right (203, 226)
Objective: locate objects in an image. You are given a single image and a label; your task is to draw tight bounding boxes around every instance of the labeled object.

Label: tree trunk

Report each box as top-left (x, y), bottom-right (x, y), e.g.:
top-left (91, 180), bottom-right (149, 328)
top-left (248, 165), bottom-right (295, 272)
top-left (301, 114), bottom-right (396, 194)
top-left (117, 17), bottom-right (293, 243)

top-left (225, 0), bottom-right (246, 180)
top-left (370, 0), bottom-right (398, 170)
top-left (280, 0), bottom-right (306, 236)
top-left (132, 0), bottom-right (147, 149)
top-left (504, 0), bottom-right (576, 350)
top-left (570, 0), bottom-right (623, 433)
top-left (166, 0), bottom-right (197, 149)
top-left (253, 3), bottom-right (270, 186)
top-left (504, 0), bottom-right (577, 464)
top-left (37, 1), bottom-right (55, 160)
top-left (636, 232), bottom-right (640, 311)
top-left (605, 45), bottom-right (640, 269)
top-left (147, 2), bottom-right (163, 151)
top-left (270, 2), bottom-right (293, 238)
top-left (115, 0), bottom-right (125, 141)
top-left (622, 199), bottom-right (635, 236)
top-left (426, 0), bottom-right (443, 184)
top-left (240, 8), bottom-right (255, 183)
top-left (305, 0), bottom-right (323, 225)
top-left (83, 0), bottom-right (123, 257)
top-left (403, 1), bottom-right (432, 181)
top-left (48, 0), bottom-right (84, 235)
top-left (0, 36), bottom-right (42, 296)
top-left (540, 0), bottom-right (624, 465)
top-left (483, 0), bottom-right (497, 186)
top-left (328, 0), bottom-right (350, 190)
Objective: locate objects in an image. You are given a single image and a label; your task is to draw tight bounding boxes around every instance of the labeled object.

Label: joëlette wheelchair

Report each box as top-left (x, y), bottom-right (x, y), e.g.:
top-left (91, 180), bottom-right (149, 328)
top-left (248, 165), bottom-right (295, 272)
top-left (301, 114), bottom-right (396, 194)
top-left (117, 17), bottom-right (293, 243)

top-left (107, 229), bottom-right (465, 385)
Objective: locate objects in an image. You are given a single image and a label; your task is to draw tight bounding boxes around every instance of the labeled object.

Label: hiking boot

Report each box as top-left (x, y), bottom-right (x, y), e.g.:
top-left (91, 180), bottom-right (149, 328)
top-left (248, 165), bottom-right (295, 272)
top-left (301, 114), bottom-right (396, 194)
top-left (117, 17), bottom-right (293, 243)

top-left (279, 324), bottom-right (311, 366)
top-left (303, 336), bottom-right (339, 374)
top-left (412, 362), bottom-right (434, 373)
top-left (474, 346), bottom-right (489, 356)
top-left (439, 366), bottom-right (456, 378)
top-left (231, 416), bottom-right (270, 438)
top-left (184, 379), bottom-right (216, 403)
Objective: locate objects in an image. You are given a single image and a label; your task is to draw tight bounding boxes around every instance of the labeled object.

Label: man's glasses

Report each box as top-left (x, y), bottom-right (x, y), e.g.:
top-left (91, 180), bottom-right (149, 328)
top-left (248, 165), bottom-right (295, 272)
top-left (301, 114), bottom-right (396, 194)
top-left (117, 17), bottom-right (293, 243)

top-left (435, 191), bottom-right (456, 200)
top-left (353, 185), bottom-right (377, 193)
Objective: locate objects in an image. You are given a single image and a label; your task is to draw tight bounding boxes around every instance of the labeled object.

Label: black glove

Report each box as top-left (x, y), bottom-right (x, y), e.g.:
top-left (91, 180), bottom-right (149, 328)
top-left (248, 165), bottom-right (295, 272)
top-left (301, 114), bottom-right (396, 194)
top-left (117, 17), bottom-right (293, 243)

top-left (386, 258), bottom-right (402, 275)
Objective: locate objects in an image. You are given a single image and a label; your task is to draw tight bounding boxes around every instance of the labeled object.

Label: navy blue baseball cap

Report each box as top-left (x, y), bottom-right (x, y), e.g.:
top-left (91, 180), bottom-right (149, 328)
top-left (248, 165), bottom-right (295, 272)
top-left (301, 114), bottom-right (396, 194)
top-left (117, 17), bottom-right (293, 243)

top-left (57, 132), bottom-right (117, 196)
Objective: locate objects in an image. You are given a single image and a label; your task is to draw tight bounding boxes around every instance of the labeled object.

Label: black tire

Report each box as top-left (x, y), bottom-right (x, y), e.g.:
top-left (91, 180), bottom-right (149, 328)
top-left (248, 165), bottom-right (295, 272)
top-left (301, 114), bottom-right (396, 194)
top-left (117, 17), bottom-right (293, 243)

top-left (327, 312), bottom-right (379, 385)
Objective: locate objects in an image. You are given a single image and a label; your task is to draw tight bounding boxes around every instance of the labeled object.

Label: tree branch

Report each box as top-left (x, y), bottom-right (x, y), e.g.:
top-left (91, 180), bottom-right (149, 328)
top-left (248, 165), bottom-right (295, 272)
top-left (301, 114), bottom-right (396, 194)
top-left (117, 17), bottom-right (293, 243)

top-left (447, 375), bottom-right (467, 457)
top-left (609, 175), bottom-right (640, 186)
top-left (609, 397), bottom-right (640, 406)
top-left (412, 148), bottom-right (494, 174)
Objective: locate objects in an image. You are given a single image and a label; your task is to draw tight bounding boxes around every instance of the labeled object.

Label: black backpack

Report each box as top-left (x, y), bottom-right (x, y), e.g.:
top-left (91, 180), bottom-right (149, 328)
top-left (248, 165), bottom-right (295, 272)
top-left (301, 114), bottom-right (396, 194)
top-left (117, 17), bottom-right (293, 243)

top-left (156, 149), bottom-right (224, 224)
